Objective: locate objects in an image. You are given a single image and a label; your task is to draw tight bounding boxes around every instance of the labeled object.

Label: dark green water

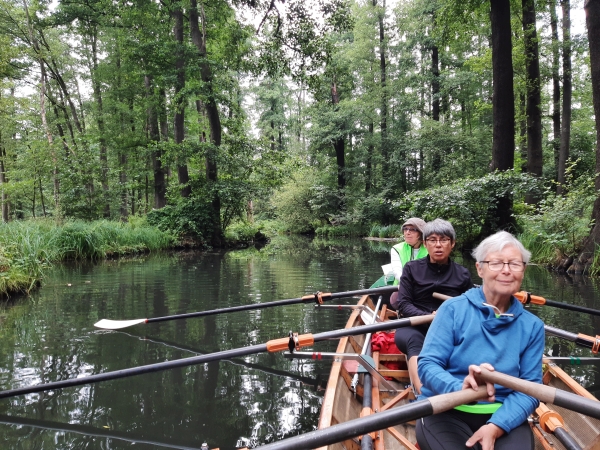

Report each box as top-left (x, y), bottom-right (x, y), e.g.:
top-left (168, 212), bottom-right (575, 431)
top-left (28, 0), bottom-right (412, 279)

top-left (0, 236), bottom-right (598, 449)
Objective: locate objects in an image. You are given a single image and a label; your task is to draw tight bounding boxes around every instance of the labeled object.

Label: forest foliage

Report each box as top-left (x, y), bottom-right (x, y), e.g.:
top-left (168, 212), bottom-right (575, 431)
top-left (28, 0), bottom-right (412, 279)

top-left (0, 0), bottom-right (599, 271)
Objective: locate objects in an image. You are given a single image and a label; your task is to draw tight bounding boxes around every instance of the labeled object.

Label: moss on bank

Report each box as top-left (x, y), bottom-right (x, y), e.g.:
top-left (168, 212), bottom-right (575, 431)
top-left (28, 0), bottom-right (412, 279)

top-left (0, 218), bottom-right (175, 297)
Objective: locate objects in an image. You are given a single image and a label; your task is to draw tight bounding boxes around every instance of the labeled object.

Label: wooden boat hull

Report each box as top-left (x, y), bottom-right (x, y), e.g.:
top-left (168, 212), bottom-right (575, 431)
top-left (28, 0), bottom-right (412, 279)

top-left (318, 293), bottom-right (600, 450)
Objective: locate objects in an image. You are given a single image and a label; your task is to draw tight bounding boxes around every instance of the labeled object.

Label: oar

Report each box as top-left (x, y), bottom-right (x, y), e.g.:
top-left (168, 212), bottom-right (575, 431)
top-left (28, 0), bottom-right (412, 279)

top-left (514, 291), bottom-right (600, 317)
top-left (0, 414), bottom-right (203, 450)
top-left (253, 388), bottom-right (489, 450)
top-left (94, 285), bottom-right (398, 329)
top-left (535, 403), bottom-right (582, 450)
top-left (433, 293), bottom-right (600, 352)
top-left (478, 367), bottom-right (600, 419)
top-left (117, 330), bottom-right (324, 388)
top-left (0, 314), bottom-right (432, 400)
top-left (543, 356), bottom-right (600, 365)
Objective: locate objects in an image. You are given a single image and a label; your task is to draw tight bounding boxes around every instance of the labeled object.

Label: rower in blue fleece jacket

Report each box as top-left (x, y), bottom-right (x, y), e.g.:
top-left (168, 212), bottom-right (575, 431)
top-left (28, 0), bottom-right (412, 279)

top-left (417, 286), bottom-right (545, 434)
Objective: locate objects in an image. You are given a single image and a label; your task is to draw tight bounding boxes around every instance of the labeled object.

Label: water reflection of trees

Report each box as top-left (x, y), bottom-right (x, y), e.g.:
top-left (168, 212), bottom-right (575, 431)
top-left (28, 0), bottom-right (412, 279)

top-left (1, 241), bottom-right (381, 448)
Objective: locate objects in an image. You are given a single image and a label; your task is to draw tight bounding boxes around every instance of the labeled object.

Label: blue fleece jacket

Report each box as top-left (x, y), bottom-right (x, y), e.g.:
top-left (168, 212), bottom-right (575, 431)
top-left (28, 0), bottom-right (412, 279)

top-left (417, 287), bottom-right (545, 434)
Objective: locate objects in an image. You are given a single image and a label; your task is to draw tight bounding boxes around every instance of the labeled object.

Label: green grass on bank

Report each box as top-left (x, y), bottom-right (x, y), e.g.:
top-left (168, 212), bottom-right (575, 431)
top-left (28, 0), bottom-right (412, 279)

top-left (367, 224), bottom-right (403, 239)
top-left (0, 218), bottom-right (175, 296)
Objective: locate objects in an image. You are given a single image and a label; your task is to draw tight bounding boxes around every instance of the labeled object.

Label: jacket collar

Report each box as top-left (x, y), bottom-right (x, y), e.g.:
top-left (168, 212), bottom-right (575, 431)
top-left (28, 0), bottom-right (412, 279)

top-left (464, 287), bottom-right (524, 334)
top-left (426, 255), bottom-right (452, 272)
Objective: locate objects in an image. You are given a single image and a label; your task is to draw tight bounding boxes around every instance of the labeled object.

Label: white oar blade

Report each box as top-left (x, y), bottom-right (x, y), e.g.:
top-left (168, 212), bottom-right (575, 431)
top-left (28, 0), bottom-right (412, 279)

top-left (94, 318), bottom-right (147, 330)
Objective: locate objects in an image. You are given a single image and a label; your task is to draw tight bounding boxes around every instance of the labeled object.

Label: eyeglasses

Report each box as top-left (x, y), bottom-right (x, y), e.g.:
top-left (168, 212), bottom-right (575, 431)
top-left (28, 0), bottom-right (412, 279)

top-left (480, 261), bottom-right (526, 272)
top-left (402, 227), bottom-right (419, 233)
top-left (425, 238), bottom-right (452, 245)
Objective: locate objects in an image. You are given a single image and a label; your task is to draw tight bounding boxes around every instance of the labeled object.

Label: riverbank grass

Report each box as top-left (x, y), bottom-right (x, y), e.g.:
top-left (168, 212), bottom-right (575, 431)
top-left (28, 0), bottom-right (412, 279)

top-left (0, 219), bottom-right (174, 296)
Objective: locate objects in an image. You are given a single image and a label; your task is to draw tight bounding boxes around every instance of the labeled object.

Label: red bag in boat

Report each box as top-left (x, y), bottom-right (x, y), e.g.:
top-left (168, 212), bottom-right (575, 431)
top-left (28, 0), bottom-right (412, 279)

top-left (371, 331), bottom-right (402, 371)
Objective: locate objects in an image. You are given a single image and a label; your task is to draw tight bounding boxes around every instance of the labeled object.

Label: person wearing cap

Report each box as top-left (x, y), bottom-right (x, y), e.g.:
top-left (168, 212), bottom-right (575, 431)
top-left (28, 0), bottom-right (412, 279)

top-left (393, 219), bottom-right (472, 395)
top-left (389, 217), bottom-right (428, 285)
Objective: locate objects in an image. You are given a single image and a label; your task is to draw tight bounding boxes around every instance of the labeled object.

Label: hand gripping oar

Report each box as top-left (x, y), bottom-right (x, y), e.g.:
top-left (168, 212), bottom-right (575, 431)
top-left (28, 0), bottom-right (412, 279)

top-left (253, 388), bottom-right (489, 450)
top-left (478, 367), bottom-right (600, 419)
top-left (0, 314), bottom-right (432, 400)
top-left (94, 285), bottom-right (398, 330)
top-left (433, 293), bottom-right (600, 353)
top-left (514, 291), bottom-right (600, 317)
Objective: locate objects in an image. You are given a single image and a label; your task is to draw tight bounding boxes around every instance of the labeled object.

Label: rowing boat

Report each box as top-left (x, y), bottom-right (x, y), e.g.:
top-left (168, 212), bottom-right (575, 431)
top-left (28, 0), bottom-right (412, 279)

top-left (317, 293), bottom-right (600, 450)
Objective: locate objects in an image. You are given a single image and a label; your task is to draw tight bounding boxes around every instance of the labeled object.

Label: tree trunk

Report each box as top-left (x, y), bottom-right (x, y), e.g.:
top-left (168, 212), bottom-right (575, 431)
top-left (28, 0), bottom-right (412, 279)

top-left (375, 0), bottom-right (388, 181)
top-left (23, 0), bottom-right (62, 214)
top-left (431, 45), bottom-right (440, 122)
top-left (519, 93), bottom-right (527, 171)
top-left (39, 31), bottom-right (85, 134)
top-left (173, 3), bottom-right (191, 199)
top-left (0, 128), bottom-right (8, 222)
top-left (557, 0), bottom-right (572, 195)
top-left (40, 75), bottom-right (61, 209)
top-left (366, 121), bottom-right (374, 193)
top-left (431, 45), bottom-right (442, 172)
top-left (487, 0), bottom-right (515, 232)
top-left (550, 0), bottom-right (561, 183)
top-left (39, 177), bottom-right (46, 217)
top-left (523, 0), bottom-right (543, 204)
top-left (572, 0), bottom-right (600, 272)
top-left (145, 75), bottom-right (167, 209)
top-left (331, 81), bottom-right (345, 190)
top-left (90, 26), bottom-right (111, 217)
top-left (47, 80), bottom-right (70, 156)
top-left (56, 87), bottom-right (78, 153)
top-left (190, 0), bottom-right (223, 245)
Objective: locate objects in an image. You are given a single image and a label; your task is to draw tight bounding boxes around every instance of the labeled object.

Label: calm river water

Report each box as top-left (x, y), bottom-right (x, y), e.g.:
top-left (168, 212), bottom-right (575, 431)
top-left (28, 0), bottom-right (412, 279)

top-left (0, 236), bottom-right (599, 449)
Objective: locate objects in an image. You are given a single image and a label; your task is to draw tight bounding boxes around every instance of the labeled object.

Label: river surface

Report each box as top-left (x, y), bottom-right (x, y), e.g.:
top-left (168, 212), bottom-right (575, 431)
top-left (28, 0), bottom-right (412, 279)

top-left (0, 236), bottom-right (599, 449)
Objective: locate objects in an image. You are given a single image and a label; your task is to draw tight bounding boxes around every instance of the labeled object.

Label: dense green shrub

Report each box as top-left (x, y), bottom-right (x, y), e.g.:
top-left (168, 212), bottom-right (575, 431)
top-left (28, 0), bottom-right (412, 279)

top-left (271, 170), bottom-right (325, 233)
top-left (394, 170), bottom-right (542, 246)
top-left (147, 196), bottom-right (214, 243)
top-left (314, 224), bottom-right (365, 237)
top-left (224, 221), bottom-right (272, 244)
top-left (517, 168), bottom-right (595, 264)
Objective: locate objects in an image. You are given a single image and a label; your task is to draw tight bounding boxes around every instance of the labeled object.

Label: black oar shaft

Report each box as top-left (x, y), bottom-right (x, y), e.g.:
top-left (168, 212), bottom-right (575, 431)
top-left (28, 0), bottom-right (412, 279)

top-left (554, 427), bottom-right (582, 450)
top-left (361, 372), bottom-right (374, 450)
top-left (256, 389), bottom-right (487, 450)
top-left (147, 286), bottom-right (397, 324)
top-left (0, 313), bottom-right (425, 400)
top-left (544, 300), bottom-right (600, 317)
top-left (554, 390), bottom-right (600, 419)
top-left (313, 315), bottom-right (432, 342)
top-left (265, 316), bottom-right (434, 352)
top-left (0, 414), bottom-right (201, 450)
top-left (0, 343), bottom-right (266, 400)
top-left (515, 291), bottom-right (600, 317)
top-left (147, 299), bottom-right (301, 323)
top-left (544, 325), bottom-right (598, 350)
top-left (480, 369), bottom-right (600, 420)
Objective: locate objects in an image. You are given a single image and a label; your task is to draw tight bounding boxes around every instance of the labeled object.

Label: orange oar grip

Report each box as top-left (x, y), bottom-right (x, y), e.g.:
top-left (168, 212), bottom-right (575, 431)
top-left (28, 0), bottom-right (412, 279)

top-left (301, 292), bottom-right (332, 304)
top-left (514, 291), bottom-right (546, 305)
top-left (536, 403), bottom-right (565, 433)
top-left (266, 334), bottom-right (314, 352)
top-left (577, 333), bottom-right (600, 353)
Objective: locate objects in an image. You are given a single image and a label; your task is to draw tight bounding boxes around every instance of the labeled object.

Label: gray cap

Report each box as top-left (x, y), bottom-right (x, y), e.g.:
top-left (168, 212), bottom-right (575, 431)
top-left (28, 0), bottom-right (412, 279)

top-left (402, 217), bottom-right (426, 235)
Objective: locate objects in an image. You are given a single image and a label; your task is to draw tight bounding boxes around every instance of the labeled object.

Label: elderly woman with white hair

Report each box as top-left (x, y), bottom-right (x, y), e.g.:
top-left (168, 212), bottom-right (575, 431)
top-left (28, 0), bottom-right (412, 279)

top-left (416, 231), bottom-right (544, 450)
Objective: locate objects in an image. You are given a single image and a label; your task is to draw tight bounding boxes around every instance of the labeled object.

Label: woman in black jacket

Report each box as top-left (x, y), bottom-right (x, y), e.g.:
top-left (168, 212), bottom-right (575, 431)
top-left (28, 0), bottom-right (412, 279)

top-left (393, 219), bottom-right (472, 394)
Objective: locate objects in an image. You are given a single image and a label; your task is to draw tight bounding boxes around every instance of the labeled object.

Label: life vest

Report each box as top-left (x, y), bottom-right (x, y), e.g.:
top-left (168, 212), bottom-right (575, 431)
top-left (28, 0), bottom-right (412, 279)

top-left (391, 242), bottom-right (428, 285)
